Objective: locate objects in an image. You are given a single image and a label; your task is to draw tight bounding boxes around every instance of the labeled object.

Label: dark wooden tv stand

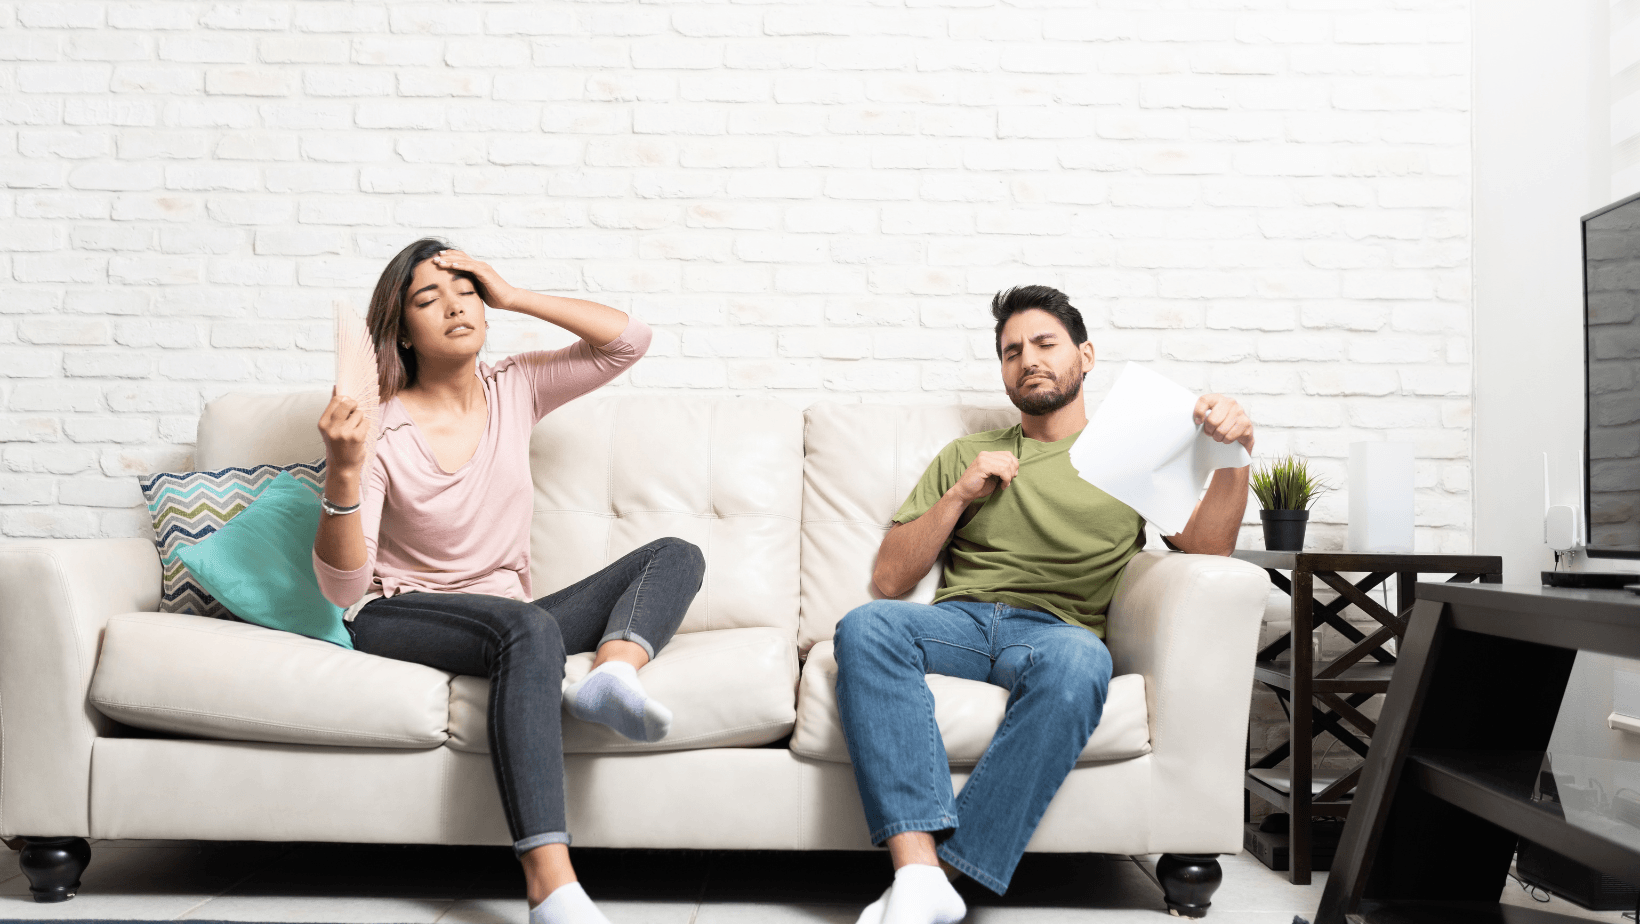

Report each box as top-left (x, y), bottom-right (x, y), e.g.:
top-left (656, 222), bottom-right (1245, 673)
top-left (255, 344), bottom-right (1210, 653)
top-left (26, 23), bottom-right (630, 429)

top-left (1316, 582), bottom-right (1640, 923)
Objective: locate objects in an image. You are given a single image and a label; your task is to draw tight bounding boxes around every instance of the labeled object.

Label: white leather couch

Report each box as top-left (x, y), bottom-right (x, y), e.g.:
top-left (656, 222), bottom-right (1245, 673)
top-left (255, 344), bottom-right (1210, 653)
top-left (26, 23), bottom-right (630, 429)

top-left (0, 391), bottom-right (1271, 915)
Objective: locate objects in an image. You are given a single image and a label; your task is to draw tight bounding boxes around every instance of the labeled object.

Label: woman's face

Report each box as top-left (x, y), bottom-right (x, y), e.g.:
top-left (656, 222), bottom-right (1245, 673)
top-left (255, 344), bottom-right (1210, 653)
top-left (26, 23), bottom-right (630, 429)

top-left (400, 258), bottom-right (485, 362)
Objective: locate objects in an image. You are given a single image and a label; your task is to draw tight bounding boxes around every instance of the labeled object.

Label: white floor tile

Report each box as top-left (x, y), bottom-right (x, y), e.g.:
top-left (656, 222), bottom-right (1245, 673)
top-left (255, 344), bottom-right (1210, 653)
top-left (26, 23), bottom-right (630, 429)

top-left (0, 845), bottom-right (1345, 923)
top-left (1204, 914), bottom-right (1309, 924)
top-left (94, 839), bottom-right (213, 849)
top-left (966, 909), bottom-right (1162, 923)
top-left (599, 901), bottom-right (703, 924)
top-left (1192, 851), bottom-right (1326, 915)
top-left (436, 898), bottom-right (698, 924)
top-left (692, 903), bottom-right (861, 924)
top-left (969, 911), bottom-right (1301, 923)
top-left (0, 845), bottom-right (264, 900)
top-left (0, 893), bottom-right (217, 921)
top-left (179, 895), bottom-right (454, 922)
top-left (0, 843), bottom-right (279, 920)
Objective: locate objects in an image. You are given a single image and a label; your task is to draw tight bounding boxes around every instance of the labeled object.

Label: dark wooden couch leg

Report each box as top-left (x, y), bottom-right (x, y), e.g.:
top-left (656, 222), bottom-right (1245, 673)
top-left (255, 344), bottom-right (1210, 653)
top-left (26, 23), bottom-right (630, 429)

top-left (1157, 853), bottom-right (1222, 918)
top-left (19, 837), bottom-right (91, 903)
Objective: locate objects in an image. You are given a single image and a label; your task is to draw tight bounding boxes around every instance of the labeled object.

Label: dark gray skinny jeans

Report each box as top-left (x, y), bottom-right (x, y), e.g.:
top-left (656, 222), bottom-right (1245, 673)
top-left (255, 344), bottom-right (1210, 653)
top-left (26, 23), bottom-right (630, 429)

top-left (347, 536), bottom-right (706, 857)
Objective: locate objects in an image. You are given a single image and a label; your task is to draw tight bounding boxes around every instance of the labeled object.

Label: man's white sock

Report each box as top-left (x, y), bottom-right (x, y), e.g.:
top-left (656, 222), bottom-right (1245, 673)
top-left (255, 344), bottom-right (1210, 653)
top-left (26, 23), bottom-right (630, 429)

top-left (563, 661), bottom-right (673, 743)
top-left (882, 864), bottom-right (966, 924)
top-left (528, 882), bottom-right (610, 924)
top-left (855, 886), bottom-right (892, 924)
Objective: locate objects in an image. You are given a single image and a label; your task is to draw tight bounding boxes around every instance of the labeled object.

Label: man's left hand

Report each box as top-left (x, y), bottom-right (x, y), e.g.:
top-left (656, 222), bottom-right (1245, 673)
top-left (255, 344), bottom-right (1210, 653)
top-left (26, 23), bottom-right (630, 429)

top-left (1193, 393), bottom-right (1254, 453)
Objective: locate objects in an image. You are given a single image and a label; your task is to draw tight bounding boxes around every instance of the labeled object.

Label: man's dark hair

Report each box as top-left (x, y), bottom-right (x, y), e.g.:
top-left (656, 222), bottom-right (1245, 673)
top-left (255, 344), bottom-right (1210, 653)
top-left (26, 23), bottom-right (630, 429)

top-left (991, 285), bottom-right (1087, 358)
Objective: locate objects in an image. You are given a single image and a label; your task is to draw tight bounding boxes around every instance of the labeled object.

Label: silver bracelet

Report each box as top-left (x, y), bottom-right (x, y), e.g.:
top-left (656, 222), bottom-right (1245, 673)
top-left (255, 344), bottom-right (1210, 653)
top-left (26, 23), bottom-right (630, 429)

top-left (320, 496), bottom-right (361, 517)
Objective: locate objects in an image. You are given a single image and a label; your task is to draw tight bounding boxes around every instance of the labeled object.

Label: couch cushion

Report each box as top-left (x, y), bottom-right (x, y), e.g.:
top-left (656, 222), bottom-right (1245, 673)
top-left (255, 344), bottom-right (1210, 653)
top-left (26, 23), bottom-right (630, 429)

top-left (172, 471), bottom-right (350, 649)
top-left (789, 640), bottom-right (1151, 765)
top-left (139, 458), bottom-right (327, 621)
top-left (89, 611), bottom-right (451, 748)
top-left (448, 627), bottom-right (798, 755)
top-left (799, 403), bottom-right (1017, 653)
top-left (528, 397), bottom-right (803, 637)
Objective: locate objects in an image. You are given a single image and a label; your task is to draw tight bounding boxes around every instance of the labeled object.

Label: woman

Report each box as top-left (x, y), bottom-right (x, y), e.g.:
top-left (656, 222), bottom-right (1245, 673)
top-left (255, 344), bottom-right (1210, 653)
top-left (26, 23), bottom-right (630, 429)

top-left (312, 238), bottom-right (704, 924)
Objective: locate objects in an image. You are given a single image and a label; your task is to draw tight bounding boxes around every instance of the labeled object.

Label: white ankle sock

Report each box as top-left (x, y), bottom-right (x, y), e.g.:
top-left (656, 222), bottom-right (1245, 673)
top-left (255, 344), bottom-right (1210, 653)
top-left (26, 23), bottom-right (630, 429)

top-left (856, 886), bottom-right (892, 924)
top-left (528, 882), bottom-right (610, 924)
top-left (881, 864), bottom-right (966, 924)
top-left (563, 661), bottom-right (673, 742)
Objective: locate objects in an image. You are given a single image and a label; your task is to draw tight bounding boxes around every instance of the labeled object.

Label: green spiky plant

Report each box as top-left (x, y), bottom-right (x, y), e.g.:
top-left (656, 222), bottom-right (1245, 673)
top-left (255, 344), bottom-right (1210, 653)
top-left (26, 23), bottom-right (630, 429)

top-left (1250, 454), bottom-right (1333, 511)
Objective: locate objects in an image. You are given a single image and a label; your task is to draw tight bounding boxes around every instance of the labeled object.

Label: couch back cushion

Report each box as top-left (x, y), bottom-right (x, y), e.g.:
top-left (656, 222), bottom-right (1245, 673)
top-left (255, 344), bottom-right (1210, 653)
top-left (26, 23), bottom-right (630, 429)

top-left (195, 390), bottom-right (803, 638)
top-left (799, 402), bottom-right (1016, 653)
top-left (528, 396), bottom-right (802, 636)
top-left (195, 390), bottom-right (331, 470)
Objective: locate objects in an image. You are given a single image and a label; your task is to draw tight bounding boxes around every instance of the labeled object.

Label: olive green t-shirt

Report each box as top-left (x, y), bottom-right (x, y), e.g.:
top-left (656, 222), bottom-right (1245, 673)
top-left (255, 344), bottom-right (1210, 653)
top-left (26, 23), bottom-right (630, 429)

top-left (892, 424), bottom-right (1147, 638)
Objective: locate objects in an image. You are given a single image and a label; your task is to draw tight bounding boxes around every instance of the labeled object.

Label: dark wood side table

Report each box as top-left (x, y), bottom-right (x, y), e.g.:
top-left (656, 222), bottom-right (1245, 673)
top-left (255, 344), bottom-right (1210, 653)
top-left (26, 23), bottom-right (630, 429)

top-left (1318, 582), bottom-right (1640, 924)
top-left (1232, 551), bottom-right (1503, 885)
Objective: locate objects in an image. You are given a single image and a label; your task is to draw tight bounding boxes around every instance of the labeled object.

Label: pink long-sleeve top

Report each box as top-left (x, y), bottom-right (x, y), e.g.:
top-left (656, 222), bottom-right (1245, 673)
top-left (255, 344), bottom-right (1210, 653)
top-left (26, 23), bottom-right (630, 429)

top-left (312, 318), bottom-right (652, 618)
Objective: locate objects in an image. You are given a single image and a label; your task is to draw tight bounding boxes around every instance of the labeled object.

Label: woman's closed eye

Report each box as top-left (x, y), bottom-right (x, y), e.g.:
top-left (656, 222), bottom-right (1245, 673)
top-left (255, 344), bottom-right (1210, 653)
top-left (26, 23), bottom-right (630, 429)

top-left (414, 290), bottom-right (475, 310)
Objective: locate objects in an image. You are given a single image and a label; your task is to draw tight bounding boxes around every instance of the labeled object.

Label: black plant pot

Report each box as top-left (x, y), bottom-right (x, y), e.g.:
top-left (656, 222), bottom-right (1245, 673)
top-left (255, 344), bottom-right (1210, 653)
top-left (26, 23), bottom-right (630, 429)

top-left (1260, 509), bottom-right (1309, 551)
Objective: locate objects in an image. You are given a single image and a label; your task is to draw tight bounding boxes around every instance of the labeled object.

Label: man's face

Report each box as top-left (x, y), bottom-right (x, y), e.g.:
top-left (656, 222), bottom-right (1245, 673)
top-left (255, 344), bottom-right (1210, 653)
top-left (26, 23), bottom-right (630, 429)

top-left (998, 308), bottom-right (1094, 416)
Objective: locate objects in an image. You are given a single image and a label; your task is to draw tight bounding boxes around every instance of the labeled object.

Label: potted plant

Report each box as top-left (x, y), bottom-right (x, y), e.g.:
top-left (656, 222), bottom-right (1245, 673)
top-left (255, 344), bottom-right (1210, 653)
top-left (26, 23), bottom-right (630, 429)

top-left (1250, 454), bottom-right (1332, 551)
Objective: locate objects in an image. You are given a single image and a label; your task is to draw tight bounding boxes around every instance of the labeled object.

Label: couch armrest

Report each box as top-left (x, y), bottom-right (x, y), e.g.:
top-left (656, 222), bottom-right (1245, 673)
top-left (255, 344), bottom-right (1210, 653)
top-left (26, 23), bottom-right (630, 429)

top-left (1105, 550), bottom-right (1270, 853)
top-left (0, 539), bottom-right (161, 838)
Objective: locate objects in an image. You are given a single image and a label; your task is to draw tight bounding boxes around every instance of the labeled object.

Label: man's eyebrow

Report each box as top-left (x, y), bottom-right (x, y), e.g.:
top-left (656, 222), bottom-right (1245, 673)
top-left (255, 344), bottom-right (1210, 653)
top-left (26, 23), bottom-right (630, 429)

top-left (410, 283), bottom-right (438, 300)
top-left (1002, 331), bottom-right (1059, 352)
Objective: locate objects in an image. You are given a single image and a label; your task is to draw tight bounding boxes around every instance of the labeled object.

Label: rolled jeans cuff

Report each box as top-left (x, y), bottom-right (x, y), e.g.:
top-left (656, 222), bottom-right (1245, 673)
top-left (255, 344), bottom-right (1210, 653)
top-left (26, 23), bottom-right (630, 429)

top-left (598, 628), bottom-right (655, 661)
top-left (513, 832), bottom-right (571, 857)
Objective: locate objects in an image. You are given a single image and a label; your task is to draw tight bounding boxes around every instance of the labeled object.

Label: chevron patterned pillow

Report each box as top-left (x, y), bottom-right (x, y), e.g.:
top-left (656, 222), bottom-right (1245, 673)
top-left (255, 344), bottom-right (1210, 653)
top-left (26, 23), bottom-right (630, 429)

top-left (140, 460), bottom-right (327, 619)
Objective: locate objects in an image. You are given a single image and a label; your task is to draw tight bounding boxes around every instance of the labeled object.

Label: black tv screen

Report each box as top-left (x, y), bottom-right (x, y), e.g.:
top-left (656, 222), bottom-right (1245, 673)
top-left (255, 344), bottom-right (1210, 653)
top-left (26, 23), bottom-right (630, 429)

top-left (1584, 193), bottom-right (1640, 558)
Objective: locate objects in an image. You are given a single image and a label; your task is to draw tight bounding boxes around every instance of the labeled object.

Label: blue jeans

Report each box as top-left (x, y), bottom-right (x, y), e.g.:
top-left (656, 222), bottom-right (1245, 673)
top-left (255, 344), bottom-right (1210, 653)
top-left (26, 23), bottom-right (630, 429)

top-left (834, 599), bottom-right (1113, 895)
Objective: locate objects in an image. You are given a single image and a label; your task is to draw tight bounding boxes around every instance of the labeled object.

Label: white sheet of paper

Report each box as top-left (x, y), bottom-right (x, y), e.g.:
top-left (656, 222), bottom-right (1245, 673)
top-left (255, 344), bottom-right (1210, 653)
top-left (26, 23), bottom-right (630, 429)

top-left (1067, 363), bottom-right (1251, 536)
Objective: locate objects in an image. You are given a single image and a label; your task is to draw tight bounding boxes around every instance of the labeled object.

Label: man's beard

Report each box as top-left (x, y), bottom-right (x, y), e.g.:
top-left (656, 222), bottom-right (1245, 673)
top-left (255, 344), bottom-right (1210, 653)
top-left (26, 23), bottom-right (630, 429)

top-left (1006, 366), bottom-right (1083, 416)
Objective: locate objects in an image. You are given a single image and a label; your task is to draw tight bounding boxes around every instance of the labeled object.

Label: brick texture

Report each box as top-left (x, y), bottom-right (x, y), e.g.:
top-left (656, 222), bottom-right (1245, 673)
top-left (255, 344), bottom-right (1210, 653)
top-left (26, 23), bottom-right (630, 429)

top-left (0, 0), bottom-right (1474, 547)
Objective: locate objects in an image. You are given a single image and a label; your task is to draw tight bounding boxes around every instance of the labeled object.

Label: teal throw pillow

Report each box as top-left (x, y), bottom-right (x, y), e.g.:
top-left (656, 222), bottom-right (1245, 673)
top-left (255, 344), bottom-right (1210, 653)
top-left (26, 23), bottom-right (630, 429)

top-left (140, 459), bottom-right (326, 620)
top-left (174, 471), bottom-right (352, 649)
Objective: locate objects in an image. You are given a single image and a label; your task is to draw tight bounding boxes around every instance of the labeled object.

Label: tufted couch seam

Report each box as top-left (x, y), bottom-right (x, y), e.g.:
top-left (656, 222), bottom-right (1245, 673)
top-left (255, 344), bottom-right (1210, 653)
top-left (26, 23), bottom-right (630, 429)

top-left (108, 613), bottom-right (407, 659)
top-left (624, 638), bottom-right (794, 672)
top-left (458, 718), bottom-right (794, 756)
top-left (565, 718), bottom-right (793, 753)
top-left (89, 701), bottom-right (447, 746)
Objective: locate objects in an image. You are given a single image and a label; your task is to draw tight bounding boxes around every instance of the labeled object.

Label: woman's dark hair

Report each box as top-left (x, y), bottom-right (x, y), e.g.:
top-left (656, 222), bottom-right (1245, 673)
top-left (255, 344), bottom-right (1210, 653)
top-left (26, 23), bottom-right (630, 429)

top-left (366, 237), bottom-right (477, 402)
top-left (990, 285), bottom-right (1087, 358)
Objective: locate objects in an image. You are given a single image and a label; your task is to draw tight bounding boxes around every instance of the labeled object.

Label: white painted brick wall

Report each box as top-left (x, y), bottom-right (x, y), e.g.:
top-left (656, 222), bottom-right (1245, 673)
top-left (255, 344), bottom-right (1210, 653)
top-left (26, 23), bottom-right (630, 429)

top-left (0, 0), bottom-right (1471, 563)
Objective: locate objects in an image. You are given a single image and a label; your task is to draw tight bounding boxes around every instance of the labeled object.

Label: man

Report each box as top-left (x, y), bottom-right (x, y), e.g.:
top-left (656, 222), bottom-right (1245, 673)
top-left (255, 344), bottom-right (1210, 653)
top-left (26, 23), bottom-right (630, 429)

top-left (835, 286), bottom-right (1254, 924)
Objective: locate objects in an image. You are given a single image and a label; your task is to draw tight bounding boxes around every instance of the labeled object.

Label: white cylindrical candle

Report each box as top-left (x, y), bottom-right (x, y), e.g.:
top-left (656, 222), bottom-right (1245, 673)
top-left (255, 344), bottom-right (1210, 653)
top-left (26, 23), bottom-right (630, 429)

top-left (1348, 442), bottom-right (1415, 553)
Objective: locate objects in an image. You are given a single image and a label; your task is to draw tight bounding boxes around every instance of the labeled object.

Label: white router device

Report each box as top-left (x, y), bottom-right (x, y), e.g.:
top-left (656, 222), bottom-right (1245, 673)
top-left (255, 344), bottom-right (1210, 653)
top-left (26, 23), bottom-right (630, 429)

top-left (1542, 452), bottom-right (1583, 552)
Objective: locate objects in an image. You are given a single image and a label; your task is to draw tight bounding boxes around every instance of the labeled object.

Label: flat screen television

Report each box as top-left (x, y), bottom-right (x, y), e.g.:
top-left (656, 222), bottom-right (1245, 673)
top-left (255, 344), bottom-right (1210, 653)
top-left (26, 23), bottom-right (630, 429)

top-left (1583, 192), bottom-right (1640, 558)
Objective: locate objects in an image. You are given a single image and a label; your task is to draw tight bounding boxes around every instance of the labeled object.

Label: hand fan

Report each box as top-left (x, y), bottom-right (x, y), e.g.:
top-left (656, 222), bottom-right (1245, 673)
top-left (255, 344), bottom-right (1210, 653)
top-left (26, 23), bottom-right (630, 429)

top-left (333, 300), bottom-right (383, 477)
